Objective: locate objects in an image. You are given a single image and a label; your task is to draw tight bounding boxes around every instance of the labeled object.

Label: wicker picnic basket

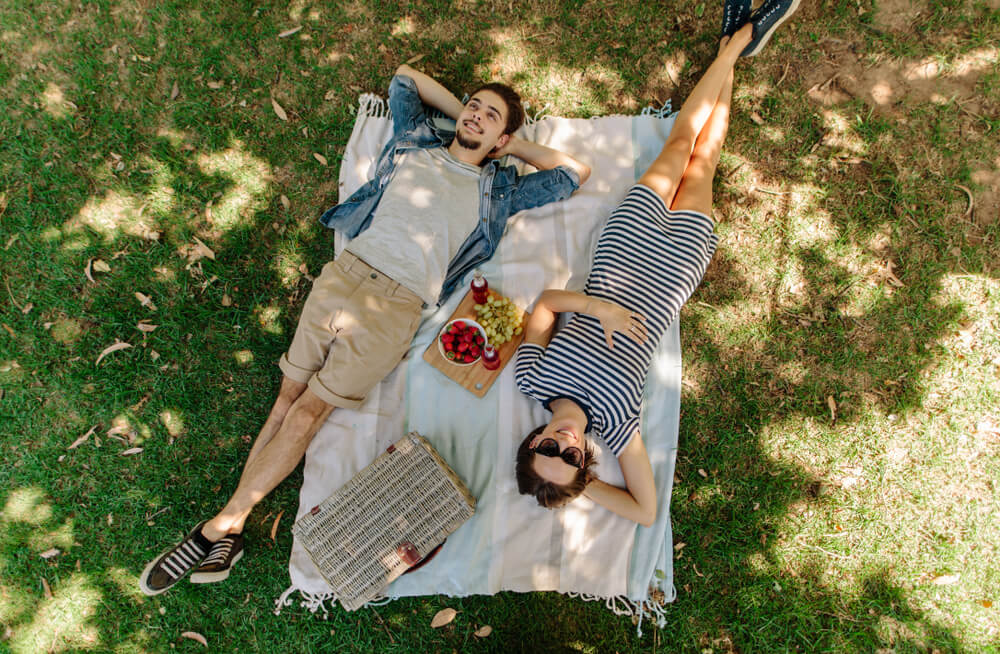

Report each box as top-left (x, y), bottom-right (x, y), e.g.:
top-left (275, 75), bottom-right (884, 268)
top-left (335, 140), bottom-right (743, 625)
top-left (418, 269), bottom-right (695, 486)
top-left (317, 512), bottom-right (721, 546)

top-left (292, 432), bottom-right (476, 611)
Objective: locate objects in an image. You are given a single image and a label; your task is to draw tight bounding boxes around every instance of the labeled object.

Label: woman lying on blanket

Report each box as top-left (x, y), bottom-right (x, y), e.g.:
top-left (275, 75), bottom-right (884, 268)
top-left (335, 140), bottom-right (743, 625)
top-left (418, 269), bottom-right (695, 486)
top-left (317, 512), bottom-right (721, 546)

top-left (514, 1), bottom-right (799, 525)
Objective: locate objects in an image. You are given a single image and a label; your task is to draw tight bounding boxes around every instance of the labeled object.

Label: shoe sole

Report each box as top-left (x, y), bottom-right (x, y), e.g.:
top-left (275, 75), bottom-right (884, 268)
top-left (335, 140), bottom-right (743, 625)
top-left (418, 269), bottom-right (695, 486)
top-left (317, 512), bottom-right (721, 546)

top-left (189, 549), bottom-right (244, 584)
top-left (139, 544), bottom-right (190, 596)
top-left (743, 0), bottom-right (802, 57)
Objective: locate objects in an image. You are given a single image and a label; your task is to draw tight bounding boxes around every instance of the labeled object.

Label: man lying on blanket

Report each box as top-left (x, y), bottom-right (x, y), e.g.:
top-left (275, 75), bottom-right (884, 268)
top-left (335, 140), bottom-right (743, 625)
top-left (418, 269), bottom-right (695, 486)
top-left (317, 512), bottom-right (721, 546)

top-left (514, 0), bottom-right (799, 524)
top-left (140, 65), bottom-right (591, 595)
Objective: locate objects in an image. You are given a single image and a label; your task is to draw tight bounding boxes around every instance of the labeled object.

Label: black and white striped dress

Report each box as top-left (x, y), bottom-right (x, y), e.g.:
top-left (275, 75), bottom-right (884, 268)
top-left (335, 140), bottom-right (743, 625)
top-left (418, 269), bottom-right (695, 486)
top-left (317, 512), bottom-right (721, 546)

top-left (515, 184), bottom-right (718, 456)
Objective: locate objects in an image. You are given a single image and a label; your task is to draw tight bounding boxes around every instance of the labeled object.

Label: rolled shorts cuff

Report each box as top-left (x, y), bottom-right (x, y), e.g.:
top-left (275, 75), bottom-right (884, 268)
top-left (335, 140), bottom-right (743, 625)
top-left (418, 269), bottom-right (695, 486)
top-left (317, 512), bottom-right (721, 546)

top-left (278, 353), bottom-right (315, 385)
top-left (306, 375), bottom-right (365, 410)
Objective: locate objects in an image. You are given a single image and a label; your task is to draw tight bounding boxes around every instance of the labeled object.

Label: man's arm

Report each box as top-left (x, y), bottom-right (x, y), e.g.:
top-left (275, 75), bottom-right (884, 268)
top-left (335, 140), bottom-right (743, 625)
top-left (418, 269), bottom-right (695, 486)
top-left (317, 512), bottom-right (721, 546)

top-left (394, 64), bottom-right (465, 120)
top-left (493, 136), bottom-right (591, 185)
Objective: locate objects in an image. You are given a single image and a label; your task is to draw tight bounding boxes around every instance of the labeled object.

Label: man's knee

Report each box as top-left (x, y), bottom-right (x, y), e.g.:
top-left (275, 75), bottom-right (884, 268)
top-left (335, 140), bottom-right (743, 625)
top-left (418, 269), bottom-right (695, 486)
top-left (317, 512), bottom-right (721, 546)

top-left (289, 388), bottom-right (334, 422)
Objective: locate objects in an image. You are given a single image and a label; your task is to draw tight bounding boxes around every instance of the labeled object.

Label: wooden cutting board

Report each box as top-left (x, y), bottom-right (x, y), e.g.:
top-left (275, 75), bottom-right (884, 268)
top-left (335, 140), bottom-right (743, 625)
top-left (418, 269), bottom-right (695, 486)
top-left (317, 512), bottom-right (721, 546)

top-left (422, 289), bottom-right (529, 397)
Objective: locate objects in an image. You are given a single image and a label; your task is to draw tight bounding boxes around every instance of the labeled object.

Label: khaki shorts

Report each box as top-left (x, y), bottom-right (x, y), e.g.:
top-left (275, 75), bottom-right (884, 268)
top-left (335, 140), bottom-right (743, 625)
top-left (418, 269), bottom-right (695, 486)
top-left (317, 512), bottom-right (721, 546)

top-left (279, 251), bottom-right (424, 409)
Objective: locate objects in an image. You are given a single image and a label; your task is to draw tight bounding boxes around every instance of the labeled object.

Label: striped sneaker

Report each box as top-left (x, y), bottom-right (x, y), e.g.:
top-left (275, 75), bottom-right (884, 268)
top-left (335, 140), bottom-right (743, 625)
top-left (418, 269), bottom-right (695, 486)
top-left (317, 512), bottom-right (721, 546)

top-left (139, 521), bottom-right (212, 596)
top-left (189, 533), bottom-right (244, 584)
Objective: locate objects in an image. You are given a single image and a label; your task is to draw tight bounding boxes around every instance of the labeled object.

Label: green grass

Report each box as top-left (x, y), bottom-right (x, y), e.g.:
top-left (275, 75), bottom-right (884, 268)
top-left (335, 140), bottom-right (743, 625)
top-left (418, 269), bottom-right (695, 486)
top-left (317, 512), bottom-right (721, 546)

top-left (2, 0), bottom-right (1000, 652)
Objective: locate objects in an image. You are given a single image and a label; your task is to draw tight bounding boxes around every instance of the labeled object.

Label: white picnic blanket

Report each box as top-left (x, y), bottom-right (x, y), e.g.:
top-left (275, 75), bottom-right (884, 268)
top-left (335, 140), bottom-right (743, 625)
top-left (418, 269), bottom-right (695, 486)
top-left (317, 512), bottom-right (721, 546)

top-left (276, 96), bottom-right (681, 629)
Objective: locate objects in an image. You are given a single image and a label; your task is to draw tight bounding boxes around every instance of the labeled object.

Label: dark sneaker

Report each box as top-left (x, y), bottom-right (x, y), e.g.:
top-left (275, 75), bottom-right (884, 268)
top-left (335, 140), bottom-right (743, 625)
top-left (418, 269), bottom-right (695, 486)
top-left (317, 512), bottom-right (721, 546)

top-left (741, 0), bottom-right (802, 57)
top-left (139, 521), bottom-right (212, 596)
top-left (720, 0), bottom-right (752, 38)
top-left (189, 533), bottom-right (244, 584)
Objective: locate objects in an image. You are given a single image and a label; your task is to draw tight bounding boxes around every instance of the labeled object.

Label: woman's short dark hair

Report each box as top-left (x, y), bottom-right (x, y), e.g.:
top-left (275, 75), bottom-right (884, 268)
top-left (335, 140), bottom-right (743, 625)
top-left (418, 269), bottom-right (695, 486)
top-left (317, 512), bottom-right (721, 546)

top-left (469, 82), bottom-right (525, 136)
top-left (515, 425), bottom-right (597, 508)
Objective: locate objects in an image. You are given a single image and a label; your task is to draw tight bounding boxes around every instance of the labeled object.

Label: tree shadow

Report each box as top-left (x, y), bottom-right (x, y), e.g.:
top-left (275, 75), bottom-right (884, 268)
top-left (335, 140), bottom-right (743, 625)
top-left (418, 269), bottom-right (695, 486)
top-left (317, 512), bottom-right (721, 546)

top-left (1, 0), bottom-right (998, 651)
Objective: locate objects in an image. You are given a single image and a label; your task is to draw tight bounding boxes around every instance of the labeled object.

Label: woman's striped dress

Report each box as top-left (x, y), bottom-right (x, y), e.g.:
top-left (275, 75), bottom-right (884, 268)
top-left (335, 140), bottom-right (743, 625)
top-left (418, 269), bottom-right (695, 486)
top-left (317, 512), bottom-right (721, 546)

top-left (515, 184), bottom-right (718, 456)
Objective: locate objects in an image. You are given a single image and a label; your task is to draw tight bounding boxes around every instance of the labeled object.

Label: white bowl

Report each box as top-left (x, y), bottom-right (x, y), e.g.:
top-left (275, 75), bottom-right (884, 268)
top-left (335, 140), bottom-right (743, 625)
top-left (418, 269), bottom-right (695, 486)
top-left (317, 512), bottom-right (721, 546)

top-left (437, 318), bottom-right (488, 366)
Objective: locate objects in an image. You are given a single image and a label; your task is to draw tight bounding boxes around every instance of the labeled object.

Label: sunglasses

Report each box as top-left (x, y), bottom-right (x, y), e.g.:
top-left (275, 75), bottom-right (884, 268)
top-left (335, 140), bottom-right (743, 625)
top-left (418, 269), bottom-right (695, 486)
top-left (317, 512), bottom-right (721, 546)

top-left (532, 437), bottom-right (584, 469)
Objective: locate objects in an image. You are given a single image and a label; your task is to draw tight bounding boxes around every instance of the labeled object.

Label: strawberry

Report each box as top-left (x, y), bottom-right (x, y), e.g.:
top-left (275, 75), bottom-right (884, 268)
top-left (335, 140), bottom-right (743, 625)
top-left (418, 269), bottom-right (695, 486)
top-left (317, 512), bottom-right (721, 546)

top-left (463, 354), bottom-right (474, 363)
top-left (458, 342), bottom-right (469, 352)
top-left (453, 321), bottom-right (465, 329)
top-left (445, 351), bottom-right (456, 360)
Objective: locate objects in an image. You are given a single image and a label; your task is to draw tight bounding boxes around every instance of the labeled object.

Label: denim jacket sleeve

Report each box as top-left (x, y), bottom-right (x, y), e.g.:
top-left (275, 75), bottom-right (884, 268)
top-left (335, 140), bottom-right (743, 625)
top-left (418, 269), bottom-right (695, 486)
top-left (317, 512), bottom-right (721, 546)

top-left (507, 165), bottom-right (581, 215)
top-left (388, 74), bottom-right (429, 142)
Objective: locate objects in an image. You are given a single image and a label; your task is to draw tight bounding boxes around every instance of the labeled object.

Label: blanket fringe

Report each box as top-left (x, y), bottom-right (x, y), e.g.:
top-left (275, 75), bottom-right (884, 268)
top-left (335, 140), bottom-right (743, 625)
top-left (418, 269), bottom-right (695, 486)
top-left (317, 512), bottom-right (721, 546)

top-left (356, 93), bottom-right (389, 119)
top-left (275, 586), bottom-right (668, 635)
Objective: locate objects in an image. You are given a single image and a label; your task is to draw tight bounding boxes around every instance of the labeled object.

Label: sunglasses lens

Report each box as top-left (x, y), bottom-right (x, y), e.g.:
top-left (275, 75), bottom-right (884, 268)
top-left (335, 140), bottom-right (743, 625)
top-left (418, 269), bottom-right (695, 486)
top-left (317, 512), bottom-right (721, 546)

top-left (564, 448), bottom-right (584, 468)
top-left (535, 438), bottom-right (559, 456)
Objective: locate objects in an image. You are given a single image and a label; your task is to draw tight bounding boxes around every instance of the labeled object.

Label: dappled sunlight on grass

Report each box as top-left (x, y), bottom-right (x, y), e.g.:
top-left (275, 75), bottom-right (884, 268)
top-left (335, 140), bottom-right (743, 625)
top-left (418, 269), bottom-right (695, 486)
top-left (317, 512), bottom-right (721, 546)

top-left (2, 488), bottom-right (53, 525)
top-left (27, 519), bottom-right (75, 553)
top-left (9, 574), bottom-right (101, 653)
top-left (194, 142), bottom-right (272, 232)
top-left (254, 305), bottom-right (284, 335)
top-left (158, 410), bottom-right (186, 439)
top-left (40, 82), bottom-right (71, 119)
top-left (66, 191), bottom-right (159, 244)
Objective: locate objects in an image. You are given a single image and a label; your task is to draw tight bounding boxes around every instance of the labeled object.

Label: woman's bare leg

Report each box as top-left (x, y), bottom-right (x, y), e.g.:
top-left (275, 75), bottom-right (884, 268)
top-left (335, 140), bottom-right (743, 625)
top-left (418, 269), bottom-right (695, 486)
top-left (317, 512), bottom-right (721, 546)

top-left (669, 58), bottom-right (734, 216)
top-left (639, 24), bottom-right (751, 207)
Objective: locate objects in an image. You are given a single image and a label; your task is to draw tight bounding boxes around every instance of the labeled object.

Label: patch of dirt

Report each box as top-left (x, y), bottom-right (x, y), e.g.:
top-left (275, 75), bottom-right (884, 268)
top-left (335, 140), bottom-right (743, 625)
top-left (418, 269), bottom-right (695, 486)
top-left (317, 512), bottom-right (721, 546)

top-left (970, 157), bottom-right (1000, 226)
top-left (805, 44), bottom-right (999, 116)
top-left (873, 0), bottom-right (928, 33)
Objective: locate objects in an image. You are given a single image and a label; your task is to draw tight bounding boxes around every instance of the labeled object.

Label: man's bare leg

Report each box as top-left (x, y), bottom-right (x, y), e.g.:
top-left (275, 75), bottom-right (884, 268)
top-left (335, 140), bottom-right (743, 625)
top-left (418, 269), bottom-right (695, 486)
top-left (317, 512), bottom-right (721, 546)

top-left (201, 388), bottom-right (334, 541)
top-left (241, 375), bottom-right (307, 471)
top-left (639, 24), bottom-right (751, 207)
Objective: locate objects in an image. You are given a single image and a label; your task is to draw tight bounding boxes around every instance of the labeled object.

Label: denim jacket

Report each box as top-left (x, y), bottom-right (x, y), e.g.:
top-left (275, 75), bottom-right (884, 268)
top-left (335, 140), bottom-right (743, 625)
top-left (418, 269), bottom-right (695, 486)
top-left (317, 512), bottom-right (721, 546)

top-left (320, 74), bottom-right (581, 305)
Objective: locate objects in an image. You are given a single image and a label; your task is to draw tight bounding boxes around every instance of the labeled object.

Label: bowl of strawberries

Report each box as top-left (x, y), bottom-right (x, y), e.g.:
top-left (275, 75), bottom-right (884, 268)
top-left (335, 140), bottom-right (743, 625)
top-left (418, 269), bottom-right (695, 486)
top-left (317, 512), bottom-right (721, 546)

top-left (437, 319), bottom-right (488, 366)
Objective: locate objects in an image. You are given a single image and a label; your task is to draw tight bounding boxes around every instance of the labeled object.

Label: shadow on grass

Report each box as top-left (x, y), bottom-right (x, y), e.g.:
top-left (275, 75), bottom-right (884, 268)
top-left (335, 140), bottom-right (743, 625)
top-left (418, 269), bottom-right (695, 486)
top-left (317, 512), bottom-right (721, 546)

top-left (1, 0), bottom-right (998, 651)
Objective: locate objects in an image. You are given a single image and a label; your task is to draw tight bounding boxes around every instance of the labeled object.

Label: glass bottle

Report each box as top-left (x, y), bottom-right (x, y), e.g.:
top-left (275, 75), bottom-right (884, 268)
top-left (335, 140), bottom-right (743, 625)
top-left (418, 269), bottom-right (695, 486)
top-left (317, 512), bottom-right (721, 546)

top-left (481, 343), bottom-right (501, 370)
top-left (471, 270), bottom-right (489, 304)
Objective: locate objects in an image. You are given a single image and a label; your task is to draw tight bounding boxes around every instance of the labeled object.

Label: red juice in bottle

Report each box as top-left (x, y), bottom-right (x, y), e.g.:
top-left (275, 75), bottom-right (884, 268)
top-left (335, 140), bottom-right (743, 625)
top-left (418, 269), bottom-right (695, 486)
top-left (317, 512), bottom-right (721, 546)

top-left (471, 270), bottom-right (489, 304)
top-left (481, 344), bottom-right (501, 370)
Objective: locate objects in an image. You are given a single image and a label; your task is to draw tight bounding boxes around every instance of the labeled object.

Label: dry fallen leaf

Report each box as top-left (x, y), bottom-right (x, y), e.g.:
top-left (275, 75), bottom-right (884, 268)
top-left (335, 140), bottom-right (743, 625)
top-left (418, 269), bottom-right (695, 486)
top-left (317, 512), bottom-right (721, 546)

top-left (406, 53), bottom-right (426, 64)
top-left (92, 259), bottom-right (111, 273)
top-left (270, 510), bottom-right (284, 541)
top-left (827, 395), bottom-right (837, 422)
top-left (170, 81), bottom-right (179, 100)
top-left (979, 600), bottom-right (993, 608)
top-left (474, 625), bottom-right (493, 638)
top-left (932, 574), bottom-right (959, 586)
top-left (207, 80), bottom-right (224, 89)
top-left (150, 349), bottom-right (160, 361)
top-left (674, 541), bottom-right (687, 551)
top-left (69, 425), bottom-right (97, 450)
top-left (430, 608), bottom-right (457, 628)
top-left (84, 258), bottom-right (96, 283)
top-left (41, 577), bottom-right (52, 599)
top-left (280, 194), bottom-right (290, 210)
top-left (298, 263), bottom-right (314, 281)
top-left (21, 303), bottom-right (33, 314)
top-left (180, 632), bottom-right (208, 647)
top-left (119, 447), bottom-right (144, 456)
top-left (324, 89), bottom-right (337, 101)
top-left (39, 548), bottom-right (61, 559)
top-left (95, 341), bottom-right (132, 366)
top-left (751, 112), bottom-right (765, 125)
top-left (221, 293), bottom-right (233, 307)
top-left (278, 26), bottom-right (302, 38)
top-left (271, 97), bottom-right (288, 121)
top-left (313, 152), bottom-right (328, 166)
top-left (135, 292), bottom-right (157, 311)
top-left (137, 321), bottom-right (158, 333)
top-left (697, 468), bottom-right (708, 478)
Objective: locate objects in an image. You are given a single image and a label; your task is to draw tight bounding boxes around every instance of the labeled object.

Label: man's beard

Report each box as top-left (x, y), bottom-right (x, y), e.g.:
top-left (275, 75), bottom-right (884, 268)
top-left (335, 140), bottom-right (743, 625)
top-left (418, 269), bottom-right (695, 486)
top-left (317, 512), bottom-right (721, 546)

top-left (455, 130), bottom-right (482, 150)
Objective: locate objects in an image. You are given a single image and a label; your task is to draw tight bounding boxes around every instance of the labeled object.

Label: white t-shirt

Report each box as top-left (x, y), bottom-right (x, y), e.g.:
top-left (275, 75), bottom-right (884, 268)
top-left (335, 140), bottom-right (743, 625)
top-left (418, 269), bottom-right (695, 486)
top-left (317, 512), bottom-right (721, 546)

top-left (345, 147), bottom-right (481, 304)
